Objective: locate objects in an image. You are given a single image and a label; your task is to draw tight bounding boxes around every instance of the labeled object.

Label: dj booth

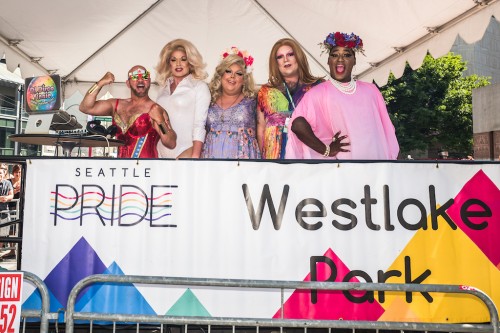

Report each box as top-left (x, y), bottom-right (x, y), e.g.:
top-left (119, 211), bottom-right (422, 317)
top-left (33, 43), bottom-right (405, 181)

top-left (16, 157), bottom-right (500, 324)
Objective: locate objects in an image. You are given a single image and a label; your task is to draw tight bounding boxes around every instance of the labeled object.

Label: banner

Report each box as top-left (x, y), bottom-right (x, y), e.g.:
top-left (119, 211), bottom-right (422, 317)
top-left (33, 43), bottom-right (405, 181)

top-left (21, 159), bottom-right (500, 323)
top-left (0, 272), bottom-right (23, 333)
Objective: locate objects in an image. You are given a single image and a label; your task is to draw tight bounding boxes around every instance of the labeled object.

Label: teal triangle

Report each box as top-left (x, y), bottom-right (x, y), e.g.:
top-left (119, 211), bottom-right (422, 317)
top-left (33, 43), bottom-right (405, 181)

top-left (166, 288), bottom-right (211, 317)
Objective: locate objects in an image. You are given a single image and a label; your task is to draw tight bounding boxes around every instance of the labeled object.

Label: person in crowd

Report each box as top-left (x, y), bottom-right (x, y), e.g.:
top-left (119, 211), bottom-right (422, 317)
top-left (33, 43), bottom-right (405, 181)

top-left (79, 65), bottom-right (176, 158)
top-left (155, 39), bottom-right (211, 158)
top-left (0, 164), bottom-right (13, 259)
top-left (201, 47), bottom-right (261, 159)
top-left (0, 164), bottom-right (21, 260)
top-left (286, 32), bottom-right (399, 160)
top-left (257, 38), bottom-right (324, 159)
top-left (8, 164), bottom-right (20, 209)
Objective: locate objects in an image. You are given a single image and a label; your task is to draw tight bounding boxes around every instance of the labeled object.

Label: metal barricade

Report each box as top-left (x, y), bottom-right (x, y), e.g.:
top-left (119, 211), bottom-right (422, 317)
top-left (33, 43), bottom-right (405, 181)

top-left (65, 275), bottom-right (499, 333)
top-left (20, 271), bottom-right (58, 333)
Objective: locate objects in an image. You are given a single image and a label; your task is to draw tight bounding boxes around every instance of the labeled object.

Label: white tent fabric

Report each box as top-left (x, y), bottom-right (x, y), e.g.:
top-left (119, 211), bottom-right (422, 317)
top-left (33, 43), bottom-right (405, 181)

top-left (0, 55), bottom-right (23, 85)
top-left (0, 0), bottom-right (499, 99)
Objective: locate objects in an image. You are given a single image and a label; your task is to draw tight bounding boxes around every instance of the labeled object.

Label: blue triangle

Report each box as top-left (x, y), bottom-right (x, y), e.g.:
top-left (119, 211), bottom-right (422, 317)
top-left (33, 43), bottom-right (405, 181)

top-left (77, 262), bottom-right (156, 316)
top-left (166, 289), bottom-right (211, 317)
top-left (22, 287), bottom-right (64, 322)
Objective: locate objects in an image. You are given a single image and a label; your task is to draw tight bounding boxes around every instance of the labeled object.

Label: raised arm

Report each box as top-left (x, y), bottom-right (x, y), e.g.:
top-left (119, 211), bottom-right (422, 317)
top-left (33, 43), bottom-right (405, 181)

top-left (79, 72), bottom-right (116, 116)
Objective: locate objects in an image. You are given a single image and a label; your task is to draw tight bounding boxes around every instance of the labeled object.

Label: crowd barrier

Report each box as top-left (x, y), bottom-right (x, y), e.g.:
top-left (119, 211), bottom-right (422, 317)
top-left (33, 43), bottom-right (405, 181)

top-left (18, 271), bottom-right (500, 333)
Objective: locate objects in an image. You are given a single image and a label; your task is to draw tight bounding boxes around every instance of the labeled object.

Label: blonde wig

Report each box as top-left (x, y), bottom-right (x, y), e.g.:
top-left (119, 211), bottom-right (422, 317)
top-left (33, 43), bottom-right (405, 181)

top-left (155, 39), bottom-right (207, 85)
top-left (268, 38), bottom-right (323, 87)
top-left (208, 54), bottom-right (256, 105)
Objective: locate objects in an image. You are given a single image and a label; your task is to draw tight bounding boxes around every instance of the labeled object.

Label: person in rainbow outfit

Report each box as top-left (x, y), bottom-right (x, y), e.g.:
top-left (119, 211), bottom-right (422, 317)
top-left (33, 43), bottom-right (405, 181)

top-left (257, 38), bottom-right (324, 159)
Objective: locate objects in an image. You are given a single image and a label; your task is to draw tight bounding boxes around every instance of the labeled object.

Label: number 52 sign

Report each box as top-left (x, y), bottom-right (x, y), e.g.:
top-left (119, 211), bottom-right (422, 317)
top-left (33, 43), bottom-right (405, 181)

top-left (0, 273), bottom-right (23, 333)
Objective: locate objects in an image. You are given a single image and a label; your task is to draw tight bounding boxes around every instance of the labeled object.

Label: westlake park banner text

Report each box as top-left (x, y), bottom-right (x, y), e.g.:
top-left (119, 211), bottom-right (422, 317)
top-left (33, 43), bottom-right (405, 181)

top-left (21, 158), bottom-right (500, 323)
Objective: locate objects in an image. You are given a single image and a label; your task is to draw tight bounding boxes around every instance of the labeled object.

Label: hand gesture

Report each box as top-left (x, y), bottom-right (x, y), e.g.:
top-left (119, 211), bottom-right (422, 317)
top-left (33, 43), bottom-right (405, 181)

top-left (328, 131), bottom-right (350, 156)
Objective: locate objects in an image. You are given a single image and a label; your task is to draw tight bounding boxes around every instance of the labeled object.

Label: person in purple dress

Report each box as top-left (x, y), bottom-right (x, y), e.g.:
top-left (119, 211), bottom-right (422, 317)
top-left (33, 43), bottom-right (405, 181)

top-left (201, 47), bottom-right (261, 159)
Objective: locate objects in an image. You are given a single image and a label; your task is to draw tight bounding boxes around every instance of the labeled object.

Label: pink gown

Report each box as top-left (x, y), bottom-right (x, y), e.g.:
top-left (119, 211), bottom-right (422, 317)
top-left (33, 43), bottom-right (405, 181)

top-left (285, 80), bottom-right (399, 160)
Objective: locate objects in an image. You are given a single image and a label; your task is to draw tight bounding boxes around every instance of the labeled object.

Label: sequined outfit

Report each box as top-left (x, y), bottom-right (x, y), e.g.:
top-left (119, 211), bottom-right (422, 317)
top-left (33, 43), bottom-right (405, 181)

top-left (201, 97), bottom-right (261, 159)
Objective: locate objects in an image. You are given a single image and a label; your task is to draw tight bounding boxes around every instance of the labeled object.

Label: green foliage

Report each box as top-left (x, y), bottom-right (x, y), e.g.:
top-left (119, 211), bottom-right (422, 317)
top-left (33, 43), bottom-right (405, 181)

top-left (380, 52), bottom-right (490, 157)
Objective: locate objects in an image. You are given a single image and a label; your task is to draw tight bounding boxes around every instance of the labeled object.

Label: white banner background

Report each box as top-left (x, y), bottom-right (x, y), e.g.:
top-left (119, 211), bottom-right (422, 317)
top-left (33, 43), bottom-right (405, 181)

top-left (21, 159), bottom-right (500, 320)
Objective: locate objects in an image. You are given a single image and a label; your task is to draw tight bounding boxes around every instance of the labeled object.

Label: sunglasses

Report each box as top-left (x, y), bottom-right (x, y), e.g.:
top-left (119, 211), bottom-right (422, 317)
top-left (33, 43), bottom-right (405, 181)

top-left (128, 69), bottom-right (150, 80)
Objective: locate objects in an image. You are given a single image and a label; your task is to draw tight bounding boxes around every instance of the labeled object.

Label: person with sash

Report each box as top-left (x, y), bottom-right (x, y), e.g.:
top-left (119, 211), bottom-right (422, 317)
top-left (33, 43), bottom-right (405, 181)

top-left (257, 38), bottom-right (324, 159)
top-left (285, 32), bottom-right (399, 160)
top-left (80, 65), bottom-right (176, 158)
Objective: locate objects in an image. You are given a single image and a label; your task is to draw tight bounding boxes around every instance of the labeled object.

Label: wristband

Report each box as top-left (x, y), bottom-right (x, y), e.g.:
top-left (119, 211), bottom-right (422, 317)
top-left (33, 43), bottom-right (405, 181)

top-left (88, 83), bottom-right (100, 94)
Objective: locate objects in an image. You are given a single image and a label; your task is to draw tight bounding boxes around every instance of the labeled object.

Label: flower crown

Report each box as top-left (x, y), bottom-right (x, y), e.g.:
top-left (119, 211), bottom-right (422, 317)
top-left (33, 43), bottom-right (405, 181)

top-left (222, 46), bottom-right (254, 73)
top-left (320, 32), bottom-right (365, 56)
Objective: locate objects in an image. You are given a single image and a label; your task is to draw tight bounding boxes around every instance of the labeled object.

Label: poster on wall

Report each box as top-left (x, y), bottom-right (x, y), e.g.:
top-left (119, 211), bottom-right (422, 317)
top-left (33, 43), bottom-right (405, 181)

top-left (24, 75), bottom-right (62, 113)
top-left (20, 159), bottom-right (500, 323)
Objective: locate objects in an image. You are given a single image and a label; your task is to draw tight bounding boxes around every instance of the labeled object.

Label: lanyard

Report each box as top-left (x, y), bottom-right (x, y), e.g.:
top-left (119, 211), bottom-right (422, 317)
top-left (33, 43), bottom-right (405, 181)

top-left (283, 82), bottom-right (297, 111)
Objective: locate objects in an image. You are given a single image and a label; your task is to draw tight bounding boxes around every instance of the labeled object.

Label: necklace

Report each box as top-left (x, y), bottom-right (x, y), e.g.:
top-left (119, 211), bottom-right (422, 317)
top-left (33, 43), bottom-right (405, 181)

top-left (329, 78), bottom-right (357, 95)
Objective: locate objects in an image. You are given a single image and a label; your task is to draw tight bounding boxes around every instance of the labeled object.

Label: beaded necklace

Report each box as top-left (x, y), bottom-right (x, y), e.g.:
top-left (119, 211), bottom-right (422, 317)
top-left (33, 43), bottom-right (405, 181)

top-left (329, 77), bottom-right (357, 95)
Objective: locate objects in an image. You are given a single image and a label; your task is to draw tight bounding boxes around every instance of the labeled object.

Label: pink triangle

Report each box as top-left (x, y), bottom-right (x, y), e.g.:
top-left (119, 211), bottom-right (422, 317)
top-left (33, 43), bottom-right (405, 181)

top-left (447, 170), bottom-right (500, 266)
top-left (273, 248), bottom-right (385, 320)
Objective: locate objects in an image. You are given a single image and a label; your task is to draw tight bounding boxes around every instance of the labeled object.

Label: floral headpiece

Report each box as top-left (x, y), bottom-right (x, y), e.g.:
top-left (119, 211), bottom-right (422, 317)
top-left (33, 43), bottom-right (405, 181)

top-left (222, 46), bottom-right (254, 73)
top-left (320, 32), bottom-right (365, 56)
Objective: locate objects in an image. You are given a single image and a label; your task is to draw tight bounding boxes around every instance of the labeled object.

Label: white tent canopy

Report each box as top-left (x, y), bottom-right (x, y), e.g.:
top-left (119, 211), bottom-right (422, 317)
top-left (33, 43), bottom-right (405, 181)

top-left (1, 0), bottom-right (499, 99)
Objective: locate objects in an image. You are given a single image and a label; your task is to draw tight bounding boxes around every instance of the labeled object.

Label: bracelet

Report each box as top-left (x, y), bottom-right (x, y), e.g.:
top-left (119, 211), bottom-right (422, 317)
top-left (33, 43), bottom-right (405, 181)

top-left (88, 83), bottom-right (100, 95)
top-left (323, 143), bottom-right (330, 157)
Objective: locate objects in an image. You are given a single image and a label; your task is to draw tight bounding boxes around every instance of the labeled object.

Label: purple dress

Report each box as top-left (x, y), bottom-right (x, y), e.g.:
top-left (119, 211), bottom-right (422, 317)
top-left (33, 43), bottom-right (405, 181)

top-left (202, 97), bottom-right (261, 159)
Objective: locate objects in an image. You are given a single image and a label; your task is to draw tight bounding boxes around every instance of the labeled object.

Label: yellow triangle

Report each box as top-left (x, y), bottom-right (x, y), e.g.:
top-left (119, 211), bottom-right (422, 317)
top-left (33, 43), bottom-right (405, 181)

top-left (380, 213), bottom-right (500, 323)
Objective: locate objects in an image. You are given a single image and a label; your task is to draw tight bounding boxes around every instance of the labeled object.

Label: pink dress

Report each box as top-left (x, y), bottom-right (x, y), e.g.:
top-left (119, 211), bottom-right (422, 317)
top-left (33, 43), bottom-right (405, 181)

top-left (285, 80), bottom-right (399, 160)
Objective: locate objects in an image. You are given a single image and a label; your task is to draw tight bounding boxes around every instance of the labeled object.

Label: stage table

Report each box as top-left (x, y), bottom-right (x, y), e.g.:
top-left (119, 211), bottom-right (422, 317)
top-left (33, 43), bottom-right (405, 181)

top-left (9, 133), bottom-right (125, 157)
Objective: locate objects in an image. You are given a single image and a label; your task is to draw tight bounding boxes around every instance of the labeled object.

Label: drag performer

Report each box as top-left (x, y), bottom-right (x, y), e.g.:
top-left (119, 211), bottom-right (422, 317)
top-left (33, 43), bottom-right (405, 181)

top-left (80, 65), bottom-right (176, 158)
top-left (286, 32), bottom-right (399, 160)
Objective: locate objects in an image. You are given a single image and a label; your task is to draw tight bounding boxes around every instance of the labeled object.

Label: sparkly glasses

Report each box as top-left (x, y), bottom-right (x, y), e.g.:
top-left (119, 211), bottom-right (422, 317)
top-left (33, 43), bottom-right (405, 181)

top-left (128, 69), bottom-right (150, 80)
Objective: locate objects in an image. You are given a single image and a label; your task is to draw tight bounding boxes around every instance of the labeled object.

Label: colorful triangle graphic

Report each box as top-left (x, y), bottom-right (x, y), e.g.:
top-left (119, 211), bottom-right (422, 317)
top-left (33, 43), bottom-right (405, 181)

top-left (446, 170), bottom-right (500, 266)
top-left (76, 262), bottom-right (156, 316)
top-left (273, 248), bottom-right (385, 320)
top-left (381, 213), bottom-right (500, 323)
top-left (23, 237), bottom-right (107, 312)
top-left (166, 288), bottom-right (211, 317)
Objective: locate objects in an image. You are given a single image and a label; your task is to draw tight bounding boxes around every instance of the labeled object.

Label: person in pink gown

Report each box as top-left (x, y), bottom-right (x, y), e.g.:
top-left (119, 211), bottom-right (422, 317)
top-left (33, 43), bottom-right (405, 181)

top-left (286, 32), bottom-right (399, 160)
top-left (80, 65), bottom-right (176, 158)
